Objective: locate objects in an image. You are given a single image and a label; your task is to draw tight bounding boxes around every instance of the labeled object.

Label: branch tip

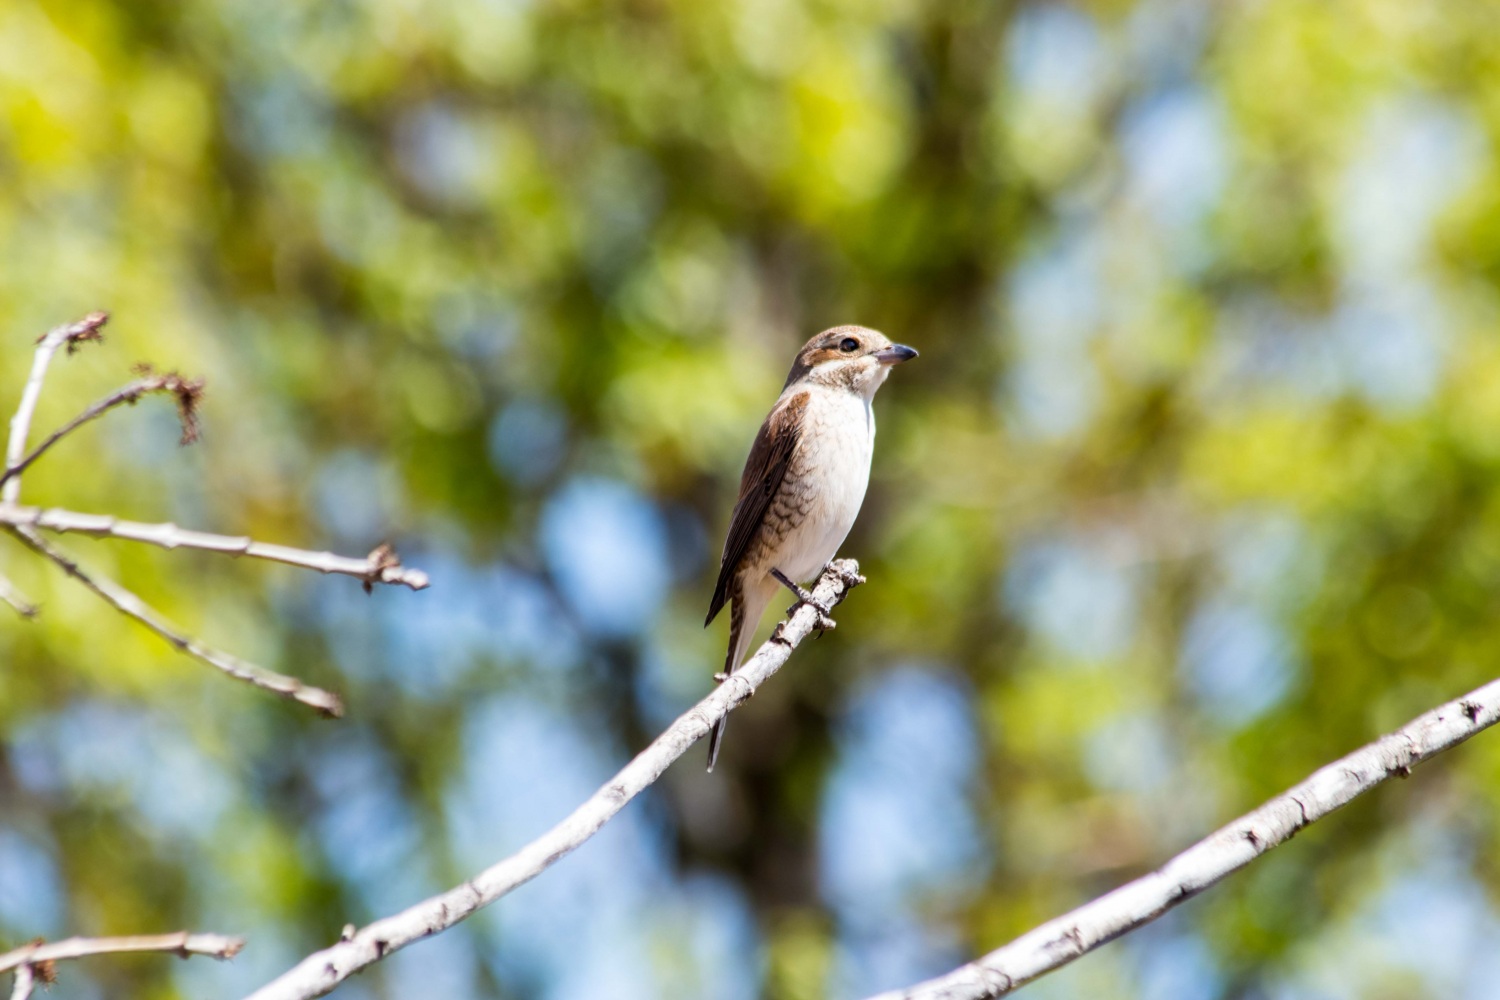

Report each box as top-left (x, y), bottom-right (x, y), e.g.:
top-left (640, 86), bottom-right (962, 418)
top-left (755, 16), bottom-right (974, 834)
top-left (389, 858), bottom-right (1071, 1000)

top-left (130, 364), bottom-right (206, 444)
top-left (313, 692), bottom-right (346, 719)
top-left (362, 542), bottom-right (429, 593)
top-left (0, 932), bottom-right (243, 979)
top-left (0, 572), bottom-right (38, 620)
top-left (39, 311), bottom-right (109, 352)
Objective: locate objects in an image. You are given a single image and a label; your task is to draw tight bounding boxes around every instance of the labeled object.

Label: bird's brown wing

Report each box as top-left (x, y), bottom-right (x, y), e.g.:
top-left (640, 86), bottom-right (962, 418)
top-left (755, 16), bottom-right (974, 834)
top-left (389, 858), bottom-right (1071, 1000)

top-left (705, 391), bottom-right (808, 626)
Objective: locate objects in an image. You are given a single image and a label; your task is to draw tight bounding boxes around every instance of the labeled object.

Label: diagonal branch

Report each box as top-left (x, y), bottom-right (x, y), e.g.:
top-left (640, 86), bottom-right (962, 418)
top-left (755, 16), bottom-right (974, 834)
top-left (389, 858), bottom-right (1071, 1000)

top-left (0, 504), bottom-right (429, 591)
top-left (9, 525), bottom-right (344, 716)
top-left (7, 965), bottom-right (31, 1000)
top-left (243, 559), bottom-right (866, 1000)
top-left (3, 312), bottom-right (108, 505)
top-left (866, 675), bottom-right (1500, 1000)
top-left (0, 570), bottom-right (36, 619)
top-left (0, 371), bottom-right (205, 490)
top-left (0, 931), bottom-right (244, 989)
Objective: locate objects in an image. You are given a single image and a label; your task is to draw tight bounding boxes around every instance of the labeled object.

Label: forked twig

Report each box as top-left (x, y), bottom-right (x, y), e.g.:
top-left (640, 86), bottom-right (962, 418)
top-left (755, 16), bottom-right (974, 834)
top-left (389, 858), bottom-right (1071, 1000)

top-left (0, 311), bottom-right (429, 714)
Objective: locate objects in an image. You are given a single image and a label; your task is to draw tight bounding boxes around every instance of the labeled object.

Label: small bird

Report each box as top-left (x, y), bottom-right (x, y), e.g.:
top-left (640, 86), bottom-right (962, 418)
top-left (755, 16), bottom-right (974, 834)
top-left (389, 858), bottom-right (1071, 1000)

top-left (704, 325), bottom-right (918, 771)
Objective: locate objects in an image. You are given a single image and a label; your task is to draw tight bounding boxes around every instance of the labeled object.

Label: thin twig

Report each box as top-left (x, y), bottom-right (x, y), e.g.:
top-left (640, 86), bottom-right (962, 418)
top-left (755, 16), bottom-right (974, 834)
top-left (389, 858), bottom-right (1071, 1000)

top-left (3, 312), bottom-right (107, 505)
top-left (866, 676), bottom-right (1500, 1000)
top-left (243, 559), bottom-right (866, 1000)
top-left (0, 371), bottom-right (205, 489)
top-left (0, 931), bottom-right (244, 977)
top-left (0, 570), bottom-right (36, 619)
top-left (10, 525), bottom-right (344, 716)
top-left (0, 504), bottom-right (429, 591)
top-left (7, 964), bottom-right (31, 1000)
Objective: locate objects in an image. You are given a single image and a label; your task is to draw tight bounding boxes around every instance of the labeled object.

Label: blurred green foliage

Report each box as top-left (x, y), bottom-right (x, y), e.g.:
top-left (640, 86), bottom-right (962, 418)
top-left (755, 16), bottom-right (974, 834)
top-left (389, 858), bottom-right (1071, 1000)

top-left (4, 0), bottom-right (1500, 998)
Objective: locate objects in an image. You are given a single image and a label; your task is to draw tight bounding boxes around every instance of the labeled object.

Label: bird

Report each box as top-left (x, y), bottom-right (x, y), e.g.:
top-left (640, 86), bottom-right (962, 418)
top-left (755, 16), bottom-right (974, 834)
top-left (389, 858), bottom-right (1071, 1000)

top-left (703, 325), bottom-right (918, 771)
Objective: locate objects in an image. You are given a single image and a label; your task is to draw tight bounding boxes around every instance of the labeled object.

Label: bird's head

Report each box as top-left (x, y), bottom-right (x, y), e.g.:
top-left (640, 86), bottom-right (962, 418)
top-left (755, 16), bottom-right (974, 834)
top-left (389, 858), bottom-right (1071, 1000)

top-left (782, 325), bottom-right (919, 396)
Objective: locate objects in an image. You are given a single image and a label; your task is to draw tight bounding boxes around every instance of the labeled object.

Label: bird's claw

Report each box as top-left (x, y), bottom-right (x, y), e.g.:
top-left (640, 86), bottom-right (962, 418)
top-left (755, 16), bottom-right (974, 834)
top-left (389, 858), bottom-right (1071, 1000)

top-left (782, 596), bottom-right (835, 626)
top-left (783, 594), bottom-right (834, 614)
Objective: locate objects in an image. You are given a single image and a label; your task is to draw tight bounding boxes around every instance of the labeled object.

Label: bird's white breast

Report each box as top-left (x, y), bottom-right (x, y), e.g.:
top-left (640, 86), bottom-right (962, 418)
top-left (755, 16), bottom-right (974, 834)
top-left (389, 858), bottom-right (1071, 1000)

top-left (777, 385), bottom-right (875, 581)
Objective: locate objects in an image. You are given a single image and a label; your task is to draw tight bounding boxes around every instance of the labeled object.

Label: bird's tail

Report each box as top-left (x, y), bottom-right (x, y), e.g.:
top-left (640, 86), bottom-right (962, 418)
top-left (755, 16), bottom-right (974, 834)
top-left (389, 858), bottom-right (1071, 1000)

top-left (707, 579), bottom-right (772, 772)
top-left (705, 717), bottom-right (729, 773)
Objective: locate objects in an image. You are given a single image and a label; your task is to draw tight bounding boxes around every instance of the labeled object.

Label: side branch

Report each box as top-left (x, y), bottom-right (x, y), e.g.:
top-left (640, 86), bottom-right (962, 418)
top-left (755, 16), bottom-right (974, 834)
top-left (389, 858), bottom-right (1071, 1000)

top-left (10, 525), bottom-right (344, 716)
top-left (3, 312), bottom-right (107, 505)
top-left (8, 964), bottom-right (32, 1000)
top-left (1, 931), bottom-right (244, 991)
top-left (0, 504), bottom-right (429, 591)
top-left (244, 559), bottom-right (866, 1000)
top-left (0, 370), bottom-right (204, 489)
top-left (867, 676), bottom-right (1500, 1000)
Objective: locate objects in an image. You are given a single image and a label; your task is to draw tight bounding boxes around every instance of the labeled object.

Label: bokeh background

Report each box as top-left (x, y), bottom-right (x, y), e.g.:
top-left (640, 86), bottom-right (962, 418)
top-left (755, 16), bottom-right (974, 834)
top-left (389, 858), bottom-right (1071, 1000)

top-left (3, 0), bottom-right (1500, 997)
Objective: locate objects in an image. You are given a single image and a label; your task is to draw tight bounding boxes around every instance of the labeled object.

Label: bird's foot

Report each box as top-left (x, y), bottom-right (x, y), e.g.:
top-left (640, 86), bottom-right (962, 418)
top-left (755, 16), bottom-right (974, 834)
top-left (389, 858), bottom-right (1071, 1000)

top-left (770, 567), bottom-right (822, 608)
top-left (770, 568), bottom-right (836, 632)
top-left (790, 603), bottom-right (837, 633)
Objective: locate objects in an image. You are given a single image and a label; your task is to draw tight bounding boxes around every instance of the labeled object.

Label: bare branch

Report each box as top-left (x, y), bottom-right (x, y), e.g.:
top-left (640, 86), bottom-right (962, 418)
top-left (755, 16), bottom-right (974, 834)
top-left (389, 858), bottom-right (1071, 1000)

top-left (0, 310), bottom-right (425, 714)
top-left (0, 931), bottom-right (244, 984)
top-left (10, 525), bottom-right (344, 716)
top-left (243, 559), bottom-right (866, 1000)
top-left (0, 371), bottom-right (205, 489)
top-left (7, 964), bottom-right (32, 1000)
top-left (4, 312), bottom-right (108, 505)
top-left (866, 676), bottom-right (1500, 1000)
top-left (0, 504), bottom-right (429, 591)
top-left (0, 570), bottom-right (36, 619)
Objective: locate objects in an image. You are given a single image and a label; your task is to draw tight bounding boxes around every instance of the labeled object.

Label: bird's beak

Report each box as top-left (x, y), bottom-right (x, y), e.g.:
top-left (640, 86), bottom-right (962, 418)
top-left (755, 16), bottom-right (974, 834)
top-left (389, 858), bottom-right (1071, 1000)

top-left (874, 344), bottom-right (919, 366)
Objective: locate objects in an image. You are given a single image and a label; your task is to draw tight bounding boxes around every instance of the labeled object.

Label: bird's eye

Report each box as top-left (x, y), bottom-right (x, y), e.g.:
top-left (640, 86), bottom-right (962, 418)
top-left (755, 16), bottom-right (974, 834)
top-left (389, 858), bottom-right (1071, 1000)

top-left (839, 337), bottom-right (860, 353)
